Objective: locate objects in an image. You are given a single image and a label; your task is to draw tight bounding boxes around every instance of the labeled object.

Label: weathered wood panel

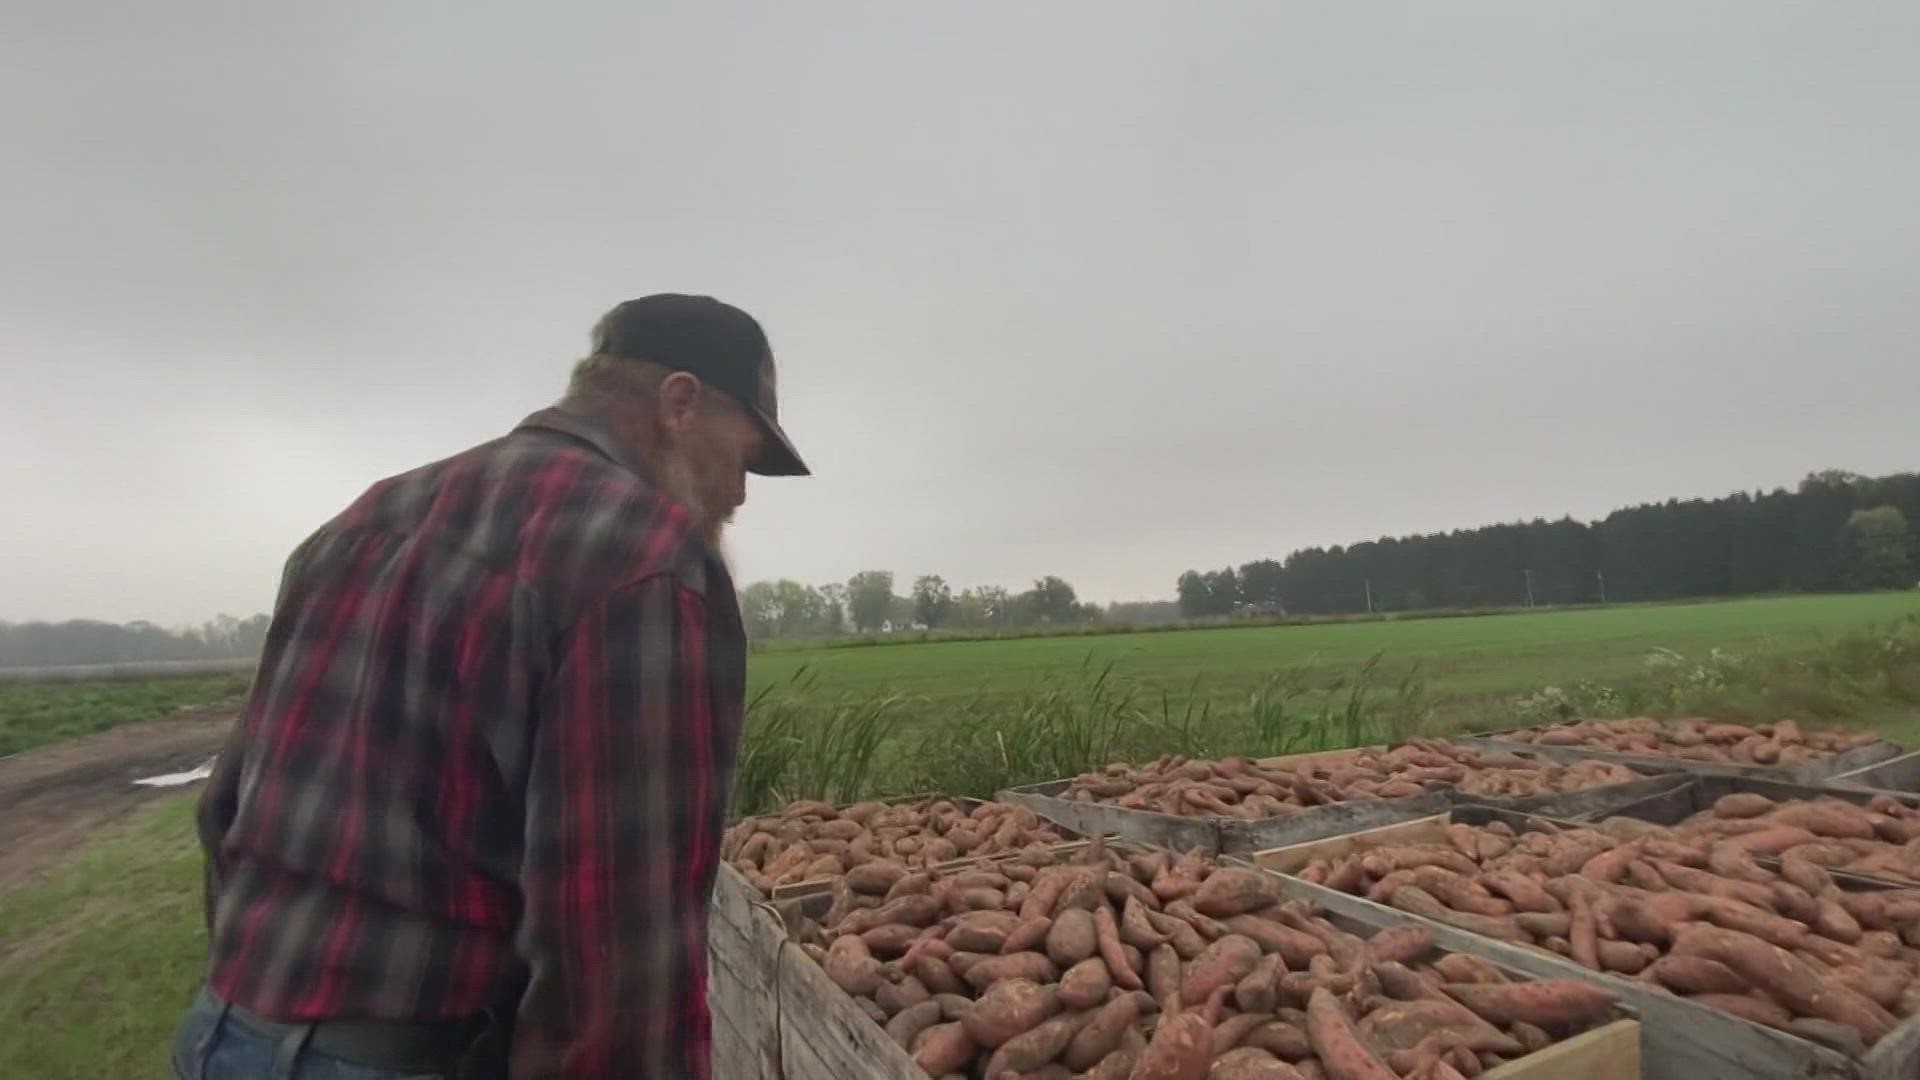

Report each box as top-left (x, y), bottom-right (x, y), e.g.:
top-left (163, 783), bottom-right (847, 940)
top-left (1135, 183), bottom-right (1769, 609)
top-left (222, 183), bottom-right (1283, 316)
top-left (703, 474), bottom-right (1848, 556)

top-left (1215, 790), bottom-right (1451, 853)
top-left (1832, 749), bottom-right (1920, 795)
top-left (706, 863), bottom-right (784, 1080)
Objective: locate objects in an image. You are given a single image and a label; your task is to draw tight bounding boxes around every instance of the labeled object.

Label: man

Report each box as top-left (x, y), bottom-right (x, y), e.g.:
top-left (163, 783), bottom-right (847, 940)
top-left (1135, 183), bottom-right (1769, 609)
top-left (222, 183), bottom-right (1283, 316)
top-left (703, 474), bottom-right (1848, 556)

top-left (172, 295), bottom-right (808, 1079)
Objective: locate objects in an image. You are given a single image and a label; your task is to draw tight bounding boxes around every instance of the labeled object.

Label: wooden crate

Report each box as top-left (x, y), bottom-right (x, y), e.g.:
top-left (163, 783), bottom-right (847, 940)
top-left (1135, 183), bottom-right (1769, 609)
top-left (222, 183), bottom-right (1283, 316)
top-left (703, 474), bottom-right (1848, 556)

top-left (1456, 725), bottom-right (1902, 783)
top-left (773, 885), bottom-right (1641, 1079)
top-left (997, 776), bottom-right (1451, 854)
top-left (707, 862), bottom-right (785, 1080)
top-left (1239, 812), bottom-right (1920, 1079)
top-left (1832, 749), bottom-right (1920, 796)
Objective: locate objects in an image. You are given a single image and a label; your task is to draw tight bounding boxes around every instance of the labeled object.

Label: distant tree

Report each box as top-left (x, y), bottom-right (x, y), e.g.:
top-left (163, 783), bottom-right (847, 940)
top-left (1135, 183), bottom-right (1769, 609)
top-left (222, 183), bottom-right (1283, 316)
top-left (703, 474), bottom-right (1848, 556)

top-left (1020, 576), bottom-right (1083, 624)
top-left (1176, 571), bottom-right (1211, 618)
top-left (738, 581), bottom-right (781, 639)
top-left (911, 575), bottom-right (955, 629)
top-left (1840, 506), bottom-right (1914, 589)
top-left (816, 583), bottom-right (848, 636)
top-left (847, 571), bottom-right (896, 633)
top-left (975, 585), bottom-right (1013, 627)
top-left (1106, 599), bottom-right (1181, 625)
top-left (1237, 560), bottom-right (1284, 608)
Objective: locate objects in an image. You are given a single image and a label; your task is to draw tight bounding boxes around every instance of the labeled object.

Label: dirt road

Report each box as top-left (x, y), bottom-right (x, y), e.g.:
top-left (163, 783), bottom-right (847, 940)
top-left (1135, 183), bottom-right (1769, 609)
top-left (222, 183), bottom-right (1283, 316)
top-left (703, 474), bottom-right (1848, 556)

top-left (0, 706), bottom-right (235, 893)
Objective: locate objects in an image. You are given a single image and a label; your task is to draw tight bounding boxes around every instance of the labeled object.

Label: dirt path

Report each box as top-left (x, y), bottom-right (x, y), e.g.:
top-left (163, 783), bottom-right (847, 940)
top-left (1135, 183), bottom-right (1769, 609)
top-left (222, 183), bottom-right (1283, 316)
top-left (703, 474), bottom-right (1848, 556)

top-left (0, 705), bottom-right (236, 893)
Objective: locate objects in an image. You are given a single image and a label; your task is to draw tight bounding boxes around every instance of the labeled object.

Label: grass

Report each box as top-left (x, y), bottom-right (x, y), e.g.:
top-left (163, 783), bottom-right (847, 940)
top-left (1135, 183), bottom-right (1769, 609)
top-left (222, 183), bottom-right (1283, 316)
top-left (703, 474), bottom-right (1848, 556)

top-left (0, 675), bottom-right (249, 757)
top-left (0, 794), bottom-right (203, 1079)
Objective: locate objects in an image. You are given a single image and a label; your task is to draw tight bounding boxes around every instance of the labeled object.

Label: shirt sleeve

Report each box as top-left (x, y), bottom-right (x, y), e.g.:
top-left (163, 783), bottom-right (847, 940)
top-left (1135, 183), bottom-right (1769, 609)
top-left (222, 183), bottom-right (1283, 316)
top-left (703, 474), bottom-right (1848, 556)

top-left (510, 572), bottom-right (721, 1079)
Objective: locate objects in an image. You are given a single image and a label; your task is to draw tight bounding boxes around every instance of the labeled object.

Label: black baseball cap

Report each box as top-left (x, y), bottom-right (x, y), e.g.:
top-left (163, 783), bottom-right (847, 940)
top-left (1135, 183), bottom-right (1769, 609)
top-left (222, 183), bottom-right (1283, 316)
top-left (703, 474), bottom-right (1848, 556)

top-left (591, 294), bottom-right (810, 477)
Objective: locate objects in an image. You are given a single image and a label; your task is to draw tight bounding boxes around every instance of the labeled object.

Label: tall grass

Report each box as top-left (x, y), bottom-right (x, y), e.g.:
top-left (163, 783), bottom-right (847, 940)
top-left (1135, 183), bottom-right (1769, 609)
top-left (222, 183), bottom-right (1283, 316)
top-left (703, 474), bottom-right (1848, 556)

top-left (1501, 614), bottom-right (1920, 734)
top-left (730, 668), bottom-right (910, 817)
top-left (1246, 652), bottom-right (1434, 757)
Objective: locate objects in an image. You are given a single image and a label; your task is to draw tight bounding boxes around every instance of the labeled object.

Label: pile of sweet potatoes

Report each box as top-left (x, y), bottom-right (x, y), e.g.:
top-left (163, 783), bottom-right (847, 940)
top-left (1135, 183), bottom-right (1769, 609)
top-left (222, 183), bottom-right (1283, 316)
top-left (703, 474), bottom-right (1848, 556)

top-left (791, 839), bottom-right (1618, 1078)
top-left (1636, 790), bottom-right (1920, 889)
top-left (1495, 717), bottom-right (1879, 767)
top-left (1059, 741), bottom-right (1641, 821)
top-left (1290, 811), bottom-right (1920, 1052)
top-left (723, 798), bottom-right (1069, 894)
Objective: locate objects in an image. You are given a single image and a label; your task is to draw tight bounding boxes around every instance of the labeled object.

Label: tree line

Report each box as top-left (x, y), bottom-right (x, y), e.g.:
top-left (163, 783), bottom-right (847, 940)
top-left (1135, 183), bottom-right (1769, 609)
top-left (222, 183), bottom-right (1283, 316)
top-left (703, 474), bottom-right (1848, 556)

top-left (738, 573), bottom-right (1136, 640)
top-left (1177, 470), bottom-right (1920, 618)
top-left (0, 614), bottom-right (272, 669)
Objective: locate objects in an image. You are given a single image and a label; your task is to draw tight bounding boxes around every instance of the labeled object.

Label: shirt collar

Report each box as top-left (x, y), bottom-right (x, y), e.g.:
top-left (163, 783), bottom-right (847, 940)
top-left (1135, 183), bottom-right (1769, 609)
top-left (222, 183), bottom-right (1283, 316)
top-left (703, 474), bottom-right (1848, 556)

top-left (513, 407), bottom-right (654, 480)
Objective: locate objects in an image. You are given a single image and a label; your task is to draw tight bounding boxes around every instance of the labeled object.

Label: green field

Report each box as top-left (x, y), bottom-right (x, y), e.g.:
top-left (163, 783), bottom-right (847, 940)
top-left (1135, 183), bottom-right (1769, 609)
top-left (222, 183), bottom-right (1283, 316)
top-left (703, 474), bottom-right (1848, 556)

top-left (0, 674), bottom-right (249, 757)
top-left (749, 592), bottom-right (1920, 718)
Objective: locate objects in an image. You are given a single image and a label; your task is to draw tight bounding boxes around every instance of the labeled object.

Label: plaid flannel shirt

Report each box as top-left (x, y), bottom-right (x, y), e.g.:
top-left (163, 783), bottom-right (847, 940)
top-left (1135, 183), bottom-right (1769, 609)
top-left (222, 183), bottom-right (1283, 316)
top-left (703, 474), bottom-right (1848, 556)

top-left (196, 408), bottom-right (746, 1078)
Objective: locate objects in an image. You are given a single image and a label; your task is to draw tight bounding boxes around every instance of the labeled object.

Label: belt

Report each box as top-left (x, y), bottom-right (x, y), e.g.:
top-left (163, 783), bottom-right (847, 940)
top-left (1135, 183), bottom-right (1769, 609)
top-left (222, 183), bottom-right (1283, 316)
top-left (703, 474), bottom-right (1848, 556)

top-left (208, 988), bottom-right (492, 1076)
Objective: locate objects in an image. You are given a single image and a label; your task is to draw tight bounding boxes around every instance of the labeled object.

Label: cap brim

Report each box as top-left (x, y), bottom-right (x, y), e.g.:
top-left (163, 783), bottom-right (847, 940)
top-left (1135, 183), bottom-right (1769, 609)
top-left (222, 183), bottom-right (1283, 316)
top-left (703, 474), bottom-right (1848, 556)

top-left (747, 406), bottom-right (810, 477)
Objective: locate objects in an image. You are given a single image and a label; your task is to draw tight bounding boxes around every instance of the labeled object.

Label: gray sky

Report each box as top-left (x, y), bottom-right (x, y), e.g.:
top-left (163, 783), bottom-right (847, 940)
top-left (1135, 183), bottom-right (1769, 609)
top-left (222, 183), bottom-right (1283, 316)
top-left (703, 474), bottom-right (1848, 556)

top-left (4, 2), bottom-right (1917, 625)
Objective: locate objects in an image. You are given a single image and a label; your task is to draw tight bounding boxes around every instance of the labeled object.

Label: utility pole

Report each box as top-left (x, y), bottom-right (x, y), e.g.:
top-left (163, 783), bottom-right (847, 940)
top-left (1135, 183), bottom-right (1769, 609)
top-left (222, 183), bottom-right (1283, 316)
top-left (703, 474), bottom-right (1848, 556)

top-left (1523, 569), bottom-right (1535, 609)
top-left (1596, 570), bottom-right (1607, 604)
top-left (1363, 578), bottom-right (1374, 614)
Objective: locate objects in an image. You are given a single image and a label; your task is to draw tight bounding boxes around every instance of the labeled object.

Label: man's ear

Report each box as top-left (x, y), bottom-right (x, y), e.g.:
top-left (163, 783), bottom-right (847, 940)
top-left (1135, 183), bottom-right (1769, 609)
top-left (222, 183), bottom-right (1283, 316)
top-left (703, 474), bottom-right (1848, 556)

top-left (657, 371), bottom-right (703, 434)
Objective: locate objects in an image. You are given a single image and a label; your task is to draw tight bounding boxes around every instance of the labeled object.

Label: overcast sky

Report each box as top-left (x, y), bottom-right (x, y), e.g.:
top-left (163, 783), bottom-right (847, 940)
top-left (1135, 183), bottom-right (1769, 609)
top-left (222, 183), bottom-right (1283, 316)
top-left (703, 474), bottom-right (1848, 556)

top-left (3, 3), bottom-right (1917, 625)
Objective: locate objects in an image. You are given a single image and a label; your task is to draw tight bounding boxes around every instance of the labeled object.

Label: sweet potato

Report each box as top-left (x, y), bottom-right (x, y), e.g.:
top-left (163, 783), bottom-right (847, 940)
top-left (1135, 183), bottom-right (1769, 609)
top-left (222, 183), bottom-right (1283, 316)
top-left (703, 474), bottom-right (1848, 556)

top-left (847, 858), bottom-right (910, 895)
top-left (1209, 1048), bottom-right (1308, 1080)
top-left (1597, 939), bottom-right (1654, 975)
top-left (1224, 916), bottom-right (1329, 967)
top-left (1388, 887), bottom-right (1529, 943)
top-left (1212, 1012), bottom-right (1274, 1056)
top-left (1195, 868), bottom-right (1284, 917)
top-left (1673, 925), bottom-right (1896, 1042)
top-left (1714, 793), bottom-right (1775, 819)
top-left (1768, 801), bottom-right (1878, 840)
top-left (1093, 903), bottom-right (1145, 991)
top-left (885, 999), bottom-right (945, 1048)
top-left (1058, 957), bottom-right (1113, 1010)
top-left (984, 1010), bottom-right (1090, 1077)
top-left (1365, 925), bottom-right (1435, 965)
top-left (1439, 980), bottom-right (1617, 1027)
top-left (1132, 994), bottom-right (1217, 1080)
top-left (1430, 954), bottom-right (1507, 986)
top-left (1186, 935), bottom-right (1265, 1001)
top-left (1001, 915), bottom-right (1055, 956)
top-left (949, 910), bottom-right (1024, 953)
top-left (824, 935), bottom-right (885, 996)
top-left (1514, 911), bottom-right (1572, 939)
top-left (1243, 1020), bottom-right (1312, 1061)
top-left (1148, 943), bottom-right (1185, 1008)
top-left (1568, 888), bottom-right (1599, 970)
top-left (1648, 955), bottom-right (1748, 995)
top-left (860, 923), bottom-right (923, 958)
top-left (1305, 988), bottom-right (1398, 1080)
top-left (875, 975), bottom-right (931, 1014)
top-left (1149, 908), bottom-right (1211, 959)
top-left (1122, 897), bottom-right (1172, 949)
top-left (1686, 993), bottom-right (1792, 1030)
top-left (1411, 866), bottom-right (1511, 917)
top-left (1061, 992), bottom-right (1146, 1070)
top-left (916, 954), bottom-right (967, 995)
top-left (964, 952), bottom-right (1061, 993)
top-left (1482, 871), bottom-right (1558, 914)
top-left (911, 1021), bottom-right (977, 1075)
top-left (1724, 826), bottom-right (1820, 855)
top-left (1044, 907), bottom-right (1098, 967)
top-left (1355, 1000), bottom-right (1521, 1055)
top-left (1235, 952), bottom-right (1287, 1014)
top-left (1816, 899), bottom-right (1864, 944)
top-left (962, 978), bottom-right (1062, 1047)
top-left (1778, 854), bottom-right (1833, 899)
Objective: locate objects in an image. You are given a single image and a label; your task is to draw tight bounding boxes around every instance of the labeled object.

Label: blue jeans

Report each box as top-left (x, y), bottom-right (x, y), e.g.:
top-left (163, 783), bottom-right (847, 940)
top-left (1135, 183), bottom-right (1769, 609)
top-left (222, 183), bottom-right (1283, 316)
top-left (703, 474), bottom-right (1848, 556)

top-left (172, 988), bottom-right (441, 1080)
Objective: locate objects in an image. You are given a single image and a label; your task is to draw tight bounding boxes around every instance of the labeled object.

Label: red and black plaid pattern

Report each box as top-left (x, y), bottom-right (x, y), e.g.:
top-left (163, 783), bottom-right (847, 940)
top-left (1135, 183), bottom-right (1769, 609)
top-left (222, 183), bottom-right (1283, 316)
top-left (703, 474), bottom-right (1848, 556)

top-left (197, 408), bottom-right (746, 1078)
